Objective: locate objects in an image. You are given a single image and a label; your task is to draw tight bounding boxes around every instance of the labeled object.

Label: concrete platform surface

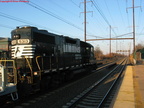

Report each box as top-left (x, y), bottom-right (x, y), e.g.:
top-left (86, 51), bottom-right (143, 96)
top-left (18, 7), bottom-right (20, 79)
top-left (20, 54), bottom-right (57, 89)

top-left (113, 65), bottom-right (144, 108)
top-left (133, 65), bottom-right (144, 108)
top-left (113, 66), bottom-right (135, 108)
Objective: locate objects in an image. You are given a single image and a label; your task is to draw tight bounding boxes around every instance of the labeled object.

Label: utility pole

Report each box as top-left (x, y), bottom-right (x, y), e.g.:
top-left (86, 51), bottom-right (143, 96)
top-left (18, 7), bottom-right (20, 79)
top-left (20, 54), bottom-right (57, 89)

top-left (127, 0), bottom-right (141, 58)
top-left (110, 25), bottom-right (111, 57)
top-left (81, 0), bottom-right (92, 42)
top-left (132, 0), bottom-right (136, 56)
top-left (84, 0), bottom-right (86, 42)
top-left (109, 25), bottom-right (117, 57)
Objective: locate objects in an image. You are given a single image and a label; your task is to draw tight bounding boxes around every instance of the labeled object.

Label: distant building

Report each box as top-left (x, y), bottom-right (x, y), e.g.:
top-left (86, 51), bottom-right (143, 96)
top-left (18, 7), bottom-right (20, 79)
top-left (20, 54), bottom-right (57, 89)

top-left (0, 37), bottom-right (11, 58)
top-left (0, 37), bottom-right (11, 51)
top-left (136, 48), bottom-right (144, 60)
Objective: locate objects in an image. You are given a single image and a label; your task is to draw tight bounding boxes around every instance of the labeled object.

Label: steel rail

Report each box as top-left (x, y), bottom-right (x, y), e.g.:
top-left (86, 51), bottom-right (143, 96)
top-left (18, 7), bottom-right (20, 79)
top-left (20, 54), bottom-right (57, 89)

top-left (62, 58), bottom-right (127, 108)
top-left (97, 58), bottom-right (128, 108)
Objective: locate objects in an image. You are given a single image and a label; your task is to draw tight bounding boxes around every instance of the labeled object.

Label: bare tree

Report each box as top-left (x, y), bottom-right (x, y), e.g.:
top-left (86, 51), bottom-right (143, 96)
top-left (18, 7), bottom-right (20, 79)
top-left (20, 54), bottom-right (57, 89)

top-left (136, 43), bottom-right (144, 51)
top-left (94, 46), bottom-right (103, 60)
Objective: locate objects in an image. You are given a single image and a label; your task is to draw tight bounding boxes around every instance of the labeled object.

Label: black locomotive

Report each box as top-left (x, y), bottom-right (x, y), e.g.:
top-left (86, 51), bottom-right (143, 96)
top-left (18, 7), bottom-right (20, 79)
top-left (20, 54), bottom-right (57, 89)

top-left (10, 26), bottom-right (97, 95)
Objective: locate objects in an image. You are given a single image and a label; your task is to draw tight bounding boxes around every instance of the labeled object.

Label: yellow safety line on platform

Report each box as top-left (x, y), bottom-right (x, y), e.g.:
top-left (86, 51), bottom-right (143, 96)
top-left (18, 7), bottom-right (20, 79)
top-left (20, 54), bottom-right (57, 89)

top-left (113, 66), bottom-right (135, 108)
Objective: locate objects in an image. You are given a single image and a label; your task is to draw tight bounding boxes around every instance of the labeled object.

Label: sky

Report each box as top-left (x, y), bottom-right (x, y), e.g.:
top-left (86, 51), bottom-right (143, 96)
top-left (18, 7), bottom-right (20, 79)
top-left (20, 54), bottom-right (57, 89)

top-left (0, 0), bottom-right (144, 54)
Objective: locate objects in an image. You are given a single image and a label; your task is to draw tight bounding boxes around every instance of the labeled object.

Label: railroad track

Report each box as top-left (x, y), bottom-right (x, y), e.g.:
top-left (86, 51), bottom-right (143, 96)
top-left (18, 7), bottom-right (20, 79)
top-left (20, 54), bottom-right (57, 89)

top-left (2, 58), bottom-right (125, 108)
top-left (62, 58), bottom-right (127, 108)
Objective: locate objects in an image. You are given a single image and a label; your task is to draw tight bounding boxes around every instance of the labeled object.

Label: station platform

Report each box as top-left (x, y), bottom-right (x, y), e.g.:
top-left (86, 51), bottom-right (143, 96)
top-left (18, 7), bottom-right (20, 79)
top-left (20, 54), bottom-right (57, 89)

top-left (113, 64), bottom-right (144, 108)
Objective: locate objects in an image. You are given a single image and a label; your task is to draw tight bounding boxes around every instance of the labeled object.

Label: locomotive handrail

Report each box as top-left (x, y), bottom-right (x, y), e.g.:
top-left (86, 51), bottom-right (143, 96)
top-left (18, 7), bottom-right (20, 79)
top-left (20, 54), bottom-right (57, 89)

top-left (25, 57), bottom-right (33, 83)
top-left (0, 58), bottom-right (7, 66)
top-left (36, 56), bottom-right (42, 80)
top-left (50, 57), bottom-right (52, 70)
top-left (0, 60), bottom-right (17, 84)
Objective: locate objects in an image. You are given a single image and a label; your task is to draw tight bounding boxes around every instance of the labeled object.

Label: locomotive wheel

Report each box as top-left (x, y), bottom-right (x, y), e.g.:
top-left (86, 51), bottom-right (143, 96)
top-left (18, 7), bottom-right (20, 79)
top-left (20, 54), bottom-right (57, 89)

top-left (65, 70), bottom-right (74, 81)
top-left (40, 76), bottom-right (51, 90)
top-left (85, 65), bottom-right (93, 72)
top-left (0, 95), bottom-right (10, 105)
top-left (50, 73), bottom-right (63, 88)
top-left (17, 81), bottom-right (32, 98)
top-left (61, 72), bottom-right (66, 82)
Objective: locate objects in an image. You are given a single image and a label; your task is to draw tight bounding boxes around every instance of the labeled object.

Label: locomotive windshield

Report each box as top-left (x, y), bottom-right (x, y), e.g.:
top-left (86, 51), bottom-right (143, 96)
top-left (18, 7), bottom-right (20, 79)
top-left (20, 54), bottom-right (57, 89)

top-left (11, 28), bottom-right (31, 45)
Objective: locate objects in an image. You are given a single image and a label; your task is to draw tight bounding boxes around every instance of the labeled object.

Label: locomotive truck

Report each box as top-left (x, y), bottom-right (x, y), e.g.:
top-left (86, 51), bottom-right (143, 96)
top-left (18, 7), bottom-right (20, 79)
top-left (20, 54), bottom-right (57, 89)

top-left (0, 26), bottom-right (97, 100)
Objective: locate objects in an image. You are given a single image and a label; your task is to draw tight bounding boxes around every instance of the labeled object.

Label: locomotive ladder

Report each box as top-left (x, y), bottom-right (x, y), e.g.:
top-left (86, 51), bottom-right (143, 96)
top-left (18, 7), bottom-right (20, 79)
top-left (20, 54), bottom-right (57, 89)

top-left (36, 56), bottom-right (42, 80)
top-left (25, 57), bottom-right (33, 83)
top-left (24, 56), bottom-right (42, 83)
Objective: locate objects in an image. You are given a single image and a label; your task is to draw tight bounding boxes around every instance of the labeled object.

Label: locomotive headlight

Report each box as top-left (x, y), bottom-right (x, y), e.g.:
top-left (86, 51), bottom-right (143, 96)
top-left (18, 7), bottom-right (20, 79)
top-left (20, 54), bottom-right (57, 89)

top-left (11, 40), bottom-right (16, 45)
top-left (0, 87), bottom-right (3, 91)
top-left (18, 39), bottom-right (30, 44)
top-left (34, 72), bottom-right (38, 76)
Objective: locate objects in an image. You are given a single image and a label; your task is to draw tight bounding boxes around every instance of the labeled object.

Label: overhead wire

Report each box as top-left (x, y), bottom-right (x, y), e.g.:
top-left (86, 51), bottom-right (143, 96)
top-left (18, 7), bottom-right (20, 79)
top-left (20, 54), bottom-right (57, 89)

top-left (92, 0), bottom-right (117, 36)
top-left (136, 0), bottom-right (142, 41)
top-left (0, 12), bottom-right (70, 35)
top-left (87, 2), bottom-right (108, 36)
top-left (24, 1), bottom-right (84, 32)
top-left (116, 0), bottom-right (126, 28)
top-left (92, 0), bottom-right (110, 26)
top-left (126, 0), bottom-right (131, 34)
top-left (137, 0), bottom-right (143, 35)
top-left (0, 12), bottom-right (34, 26)
top-left (70, 0), bottom-right (106, 38)
top-left (92, 0), bottom-right (132, 53)
top-left (87, 1), bottom-right (111, 47)
top-left (104, 0), bottom-right (116, 27)
top-left (87, 35), bottom-right (106, 39)
top-left (80, 1), bottom-right (106, 37)
top-left (70, 0), bottom-right (113, 38)
top-left (46, 0), bottom-right (79, 18)
top-left (70, 0), bottom-right (82, 9)
top-left (112, 32), bottom-right (133, 38)
top-left (0, 24), bottom-right (14, 29)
